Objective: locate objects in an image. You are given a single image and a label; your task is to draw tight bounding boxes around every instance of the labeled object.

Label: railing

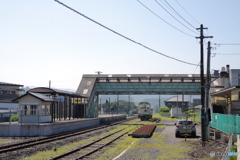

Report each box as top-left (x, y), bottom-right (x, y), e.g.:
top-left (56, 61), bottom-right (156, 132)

top-left (0, 94), bottom-right (21, 100)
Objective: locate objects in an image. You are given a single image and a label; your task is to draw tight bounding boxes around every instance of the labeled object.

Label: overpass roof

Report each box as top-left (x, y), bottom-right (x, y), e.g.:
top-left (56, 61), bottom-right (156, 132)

top-left (76, 74), bottom-right (205, 97)
top-left (82, 74), bottom-right (202, 78)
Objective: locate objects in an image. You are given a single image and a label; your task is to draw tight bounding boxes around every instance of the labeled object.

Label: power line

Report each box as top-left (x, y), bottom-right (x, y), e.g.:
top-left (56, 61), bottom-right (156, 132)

top-left (162, 0), bottom-right (196, 29)
top-left (54, 0), bottom-right (198, 66)
top-left (214, 43), bottom-right (240, 46)
top-left (213, 53), bottom-right (240, 55)
top-left (175, 0), bottom-right (201, 25)
top-left (192, 61), bottom-right (200, 74)
top-left (154, 0), bottom-right (199, 35)
top-left (136, 0), bottom-right (195, 37)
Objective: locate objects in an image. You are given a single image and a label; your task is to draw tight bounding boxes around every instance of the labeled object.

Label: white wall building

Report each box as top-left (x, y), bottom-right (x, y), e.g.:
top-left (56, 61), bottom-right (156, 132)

top-left (13, 92), bottom-right (54, 123)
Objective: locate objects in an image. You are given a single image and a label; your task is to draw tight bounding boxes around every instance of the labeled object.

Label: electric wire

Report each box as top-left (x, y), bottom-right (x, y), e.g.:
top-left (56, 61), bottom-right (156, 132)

top-left (213, 53), bottom-right (240, 55)
top-left (163, 0), bottom-right (196, 29)
top-left (175, 0), bottom-right (201, 25)
top-left (192, 61), bottom-right (200, 74)
top-left (193, 47), bottom-right (208, 74)
top-left (54, 0), bottom-right (198, 66)
top-left (214, 43), bottom-right (240, 46)
top-left (155, 0), bottom-right (199, 35)
top-left (136, 0), bottom-right (195, 38)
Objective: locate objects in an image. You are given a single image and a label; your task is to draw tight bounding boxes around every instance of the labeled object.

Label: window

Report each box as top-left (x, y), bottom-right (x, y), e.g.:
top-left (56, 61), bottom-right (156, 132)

top-left (21, 104), bottom-right (38, 115)
top-left (41, 105), bottom-right (50, 116)
top-left (87, 81), bottom-right (92, 85)
top-left (83, 89), bottom-right (88, 94)
top-left (30, 105), bottom-right (37, 115)
top-left (178, 121), bottom-right (193, 125)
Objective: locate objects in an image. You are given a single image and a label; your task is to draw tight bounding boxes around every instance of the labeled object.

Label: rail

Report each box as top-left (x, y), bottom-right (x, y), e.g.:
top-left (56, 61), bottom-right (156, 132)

top-left (50, 126), bottom-right (137, 160)
top-left (0, 117), bottom-right (137, 154)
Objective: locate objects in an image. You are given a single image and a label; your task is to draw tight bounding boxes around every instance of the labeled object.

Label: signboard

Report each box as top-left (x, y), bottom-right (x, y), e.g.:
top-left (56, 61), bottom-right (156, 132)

top-left (73, 98), bottom-right (88, 104)
top-left (74, 99), bottom-right (82, 103)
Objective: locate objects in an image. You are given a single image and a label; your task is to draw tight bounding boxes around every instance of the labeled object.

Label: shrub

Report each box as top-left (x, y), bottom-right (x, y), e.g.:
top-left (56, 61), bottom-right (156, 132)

top-left (159, 106), bottom-right (170, 112)
top-left (11, 114), bottom-right (18, 122)
top-left (184, 109), bottom-right (194, 114)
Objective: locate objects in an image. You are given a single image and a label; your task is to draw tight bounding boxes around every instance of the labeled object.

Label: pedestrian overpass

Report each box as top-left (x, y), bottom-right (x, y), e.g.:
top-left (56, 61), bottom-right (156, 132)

top-left (76, 74), bottom-right (221, 117)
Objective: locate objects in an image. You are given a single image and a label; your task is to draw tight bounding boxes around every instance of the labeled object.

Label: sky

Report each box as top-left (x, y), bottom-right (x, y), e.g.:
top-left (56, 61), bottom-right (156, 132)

top-left (1, 0), bottom-right (239, 91)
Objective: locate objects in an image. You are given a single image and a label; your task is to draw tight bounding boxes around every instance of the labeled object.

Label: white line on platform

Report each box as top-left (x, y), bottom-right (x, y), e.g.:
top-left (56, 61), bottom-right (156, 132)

top-left (112, 140), bottom-right (137, 160)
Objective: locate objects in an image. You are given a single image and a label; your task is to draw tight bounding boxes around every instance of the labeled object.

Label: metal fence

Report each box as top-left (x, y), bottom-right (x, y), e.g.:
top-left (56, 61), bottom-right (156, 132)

top-left (211, 113), bottom-right (240, 135)
top-left (196, 113), bottom-right (240, 160)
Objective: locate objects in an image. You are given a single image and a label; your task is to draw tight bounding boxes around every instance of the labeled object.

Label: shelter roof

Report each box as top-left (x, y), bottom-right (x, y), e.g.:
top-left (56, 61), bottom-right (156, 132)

top-left (12, 92), bottom-right (54, 102)
top-left (194, 105), bottom-right (202, 109)
top-left (164, 96), bottom-right (189, 102)
top-left (28, 87), bottom-right (86, 98)
top-left (210, 86), bottom-right (240, 98)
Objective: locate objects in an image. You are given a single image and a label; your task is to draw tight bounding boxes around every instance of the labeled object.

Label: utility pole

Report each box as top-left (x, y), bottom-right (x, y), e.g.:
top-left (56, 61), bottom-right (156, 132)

top-left (95, 71), bottom-right (102, 75)
top-left (205, 41), bottom-right (212, 141)
top-left (159, 94), bottom-right (161, 108)
top-left (117, 94), bottom-right (119, 114)
top-left (49, 80), bottom-right (51, 88)
top-left (196, 24), bottom-right (213, 147)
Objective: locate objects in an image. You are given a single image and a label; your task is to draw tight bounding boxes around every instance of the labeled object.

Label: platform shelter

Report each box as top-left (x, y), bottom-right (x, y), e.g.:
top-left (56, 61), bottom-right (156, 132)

top-left (13, 87), bottom-right (88, 123)
top-left (13, 92), bottom-right (54, 123)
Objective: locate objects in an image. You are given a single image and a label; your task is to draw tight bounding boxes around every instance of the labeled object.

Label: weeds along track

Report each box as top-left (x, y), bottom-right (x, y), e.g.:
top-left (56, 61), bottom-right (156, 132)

top-left (50, 126), bottom-right (138, 160)
top-left (0, 117), bottom-right (137, 155)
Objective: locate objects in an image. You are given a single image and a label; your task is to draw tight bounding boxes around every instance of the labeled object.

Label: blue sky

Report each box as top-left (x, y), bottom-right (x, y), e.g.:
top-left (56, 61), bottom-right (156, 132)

top-left (1, 0), bottom-right (239, 90)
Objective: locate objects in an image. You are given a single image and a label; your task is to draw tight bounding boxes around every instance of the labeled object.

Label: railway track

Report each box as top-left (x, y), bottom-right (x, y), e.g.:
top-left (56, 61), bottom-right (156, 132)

top-left (0, 117), bottom-right (137, 154)
top-left (50, 126), bottom-right (137, 160)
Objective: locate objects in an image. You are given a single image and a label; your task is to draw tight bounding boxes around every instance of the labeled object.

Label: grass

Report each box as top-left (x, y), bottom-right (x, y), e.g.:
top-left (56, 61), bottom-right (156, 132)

top-left (96, 124), bottom-right (193, 160)
top-left (0, 139), bottom-right (20, 144)
top-left (21, 125), bottom-right (138, 160)
top-left (153, 113), bottom-right (200, 122)
top-left (94, 133), bottom-right (140, 160)
top-left (21, 118), bottom-right (194, 160)
top-left (21, 136), bottom-right (98, 160)
top-left (188, 115), bottom-right (200, 122)
top-left (152, 113), bottom-right (178, 120)
top-left (230, 145), bottom-right (237, 160)
top-left (156, 143), bottom-right (190, 160)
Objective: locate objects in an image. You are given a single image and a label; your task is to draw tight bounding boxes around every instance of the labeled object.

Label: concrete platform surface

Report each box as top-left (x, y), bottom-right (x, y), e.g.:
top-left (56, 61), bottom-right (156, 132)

top-left (0, 114), bottom-right (126, 137)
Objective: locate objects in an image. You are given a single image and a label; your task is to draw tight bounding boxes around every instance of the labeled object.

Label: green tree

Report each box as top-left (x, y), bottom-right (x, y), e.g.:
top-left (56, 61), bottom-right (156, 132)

top-left (100, 100), bottom-right (136, 114)
top-left (159, 106), bottom-right (170, 112)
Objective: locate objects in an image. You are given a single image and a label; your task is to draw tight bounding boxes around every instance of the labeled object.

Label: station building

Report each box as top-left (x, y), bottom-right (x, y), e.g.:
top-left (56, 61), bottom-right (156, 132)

top-left (210, 65), bottom-right (240, 115)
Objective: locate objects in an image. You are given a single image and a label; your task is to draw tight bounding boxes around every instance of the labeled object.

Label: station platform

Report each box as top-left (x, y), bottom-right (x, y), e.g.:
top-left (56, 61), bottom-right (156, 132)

top-left (0, 114), bottom-right (126, 137)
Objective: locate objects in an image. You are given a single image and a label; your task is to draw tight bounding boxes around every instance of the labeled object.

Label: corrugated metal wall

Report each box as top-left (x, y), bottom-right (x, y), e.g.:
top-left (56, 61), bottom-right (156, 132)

top-left (211, 113), bottom-right (240, 134)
